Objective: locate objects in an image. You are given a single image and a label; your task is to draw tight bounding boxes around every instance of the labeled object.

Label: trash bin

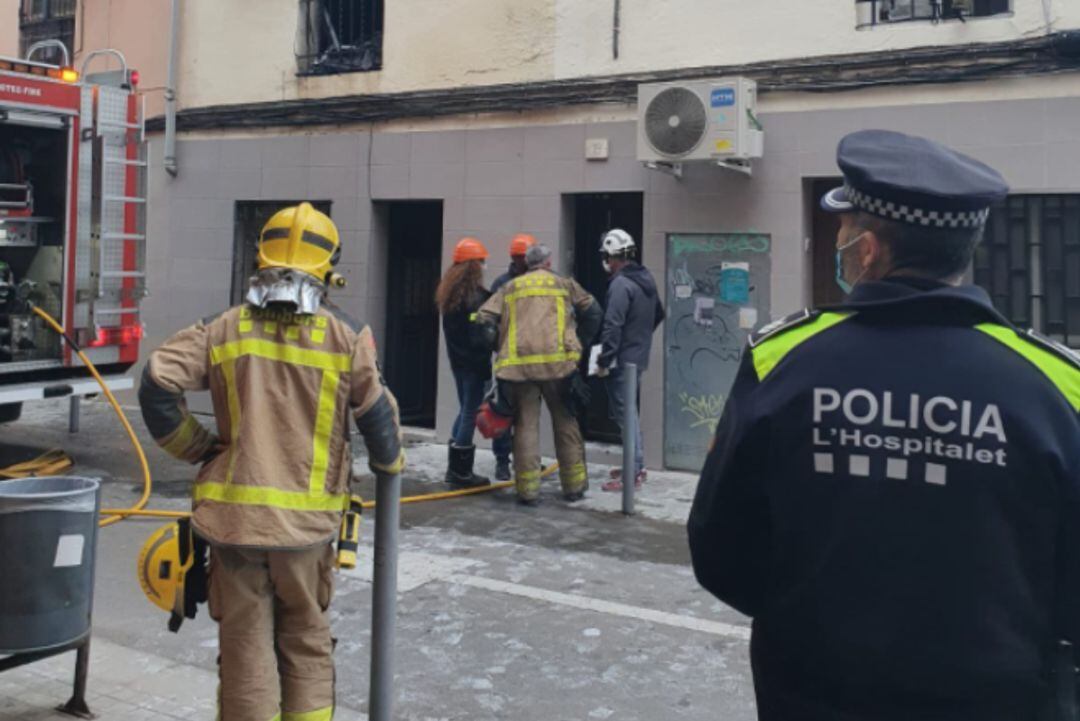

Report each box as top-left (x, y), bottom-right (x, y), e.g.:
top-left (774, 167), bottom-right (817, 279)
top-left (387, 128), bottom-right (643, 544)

top-left (0, 476), bottom-right (100, 655)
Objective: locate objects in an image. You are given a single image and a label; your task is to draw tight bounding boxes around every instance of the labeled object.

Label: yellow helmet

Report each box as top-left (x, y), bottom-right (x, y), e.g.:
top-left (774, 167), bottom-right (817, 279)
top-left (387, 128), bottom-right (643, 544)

top-left (137, 520), bottom-right (198, 630)
top-left (257, 202), bottom-right (341, 282)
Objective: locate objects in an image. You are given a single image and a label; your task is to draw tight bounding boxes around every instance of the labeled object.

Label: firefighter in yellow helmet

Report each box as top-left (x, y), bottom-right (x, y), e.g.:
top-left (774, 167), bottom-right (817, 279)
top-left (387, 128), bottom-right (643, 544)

top-left (138, 202), bottom-right (404, 721)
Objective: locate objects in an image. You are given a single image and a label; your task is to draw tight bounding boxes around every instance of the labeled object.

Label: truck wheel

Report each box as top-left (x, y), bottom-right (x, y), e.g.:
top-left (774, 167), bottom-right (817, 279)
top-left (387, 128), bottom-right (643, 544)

top-left (0, 403), bottom-right (22, 424)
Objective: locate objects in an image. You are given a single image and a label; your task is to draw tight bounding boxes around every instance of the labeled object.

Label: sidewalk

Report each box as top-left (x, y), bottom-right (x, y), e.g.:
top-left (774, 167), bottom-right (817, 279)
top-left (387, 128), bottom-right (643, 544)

top-left (0, 638), bottom-right (370, 721)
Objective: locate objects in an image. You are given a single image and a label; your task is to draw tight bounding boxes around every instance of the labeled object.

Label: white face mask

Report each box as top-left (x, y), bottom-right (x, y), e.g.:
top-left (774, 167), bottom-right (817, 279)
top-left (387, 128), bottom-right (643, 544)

top-left (602, 259), bottom-right (612, 273)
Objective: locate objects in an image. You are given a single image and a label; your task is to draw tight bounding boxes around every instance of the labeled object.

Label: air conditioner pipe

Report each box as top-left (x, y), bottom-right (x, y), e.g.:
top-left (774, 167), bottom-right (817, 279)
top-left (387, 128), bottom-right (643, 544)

top-left (164, 0), bottom-right (180, 177)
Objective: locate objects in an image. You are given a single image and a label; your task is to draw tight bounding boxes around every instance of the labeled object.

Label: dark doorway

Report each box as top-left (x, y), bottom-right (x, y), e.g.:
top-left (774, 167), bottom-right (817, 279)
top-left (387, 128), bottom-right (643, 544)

top-left (231, 200), bottom-right (332, 306)
top-left (383, 201), bottom-right (442, 428)
top-left (809, 178), bottom-right (845, 307)
top-left (569, 192), bottom-right (645, 444)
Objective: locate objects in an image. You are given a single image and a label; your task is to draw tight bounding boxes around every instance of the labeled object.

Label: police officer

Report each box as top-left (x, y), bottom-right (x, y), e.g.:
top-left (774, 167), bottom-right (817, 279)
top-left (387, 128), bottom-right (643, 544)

top-left (688, 130), bottom-right (1080, 721)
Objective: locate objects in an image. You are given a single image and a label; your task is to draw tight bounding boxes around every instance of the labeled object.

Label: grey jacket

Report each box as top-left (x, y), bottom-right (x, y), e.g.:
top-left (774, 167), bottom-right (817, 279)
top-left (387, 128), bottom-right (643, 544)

top-left (598, 262), bottom-right (664, 371)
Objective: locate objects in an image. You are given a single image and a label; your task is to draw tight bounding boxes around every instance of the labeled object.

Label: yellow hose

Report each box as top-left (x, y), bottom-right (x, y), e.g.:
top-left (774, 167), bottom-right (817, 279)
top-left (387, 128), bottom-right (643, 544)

top-left (27, 304), bottom-right (558, 525)
top-left (31, 306), bottom-right (152, 527)
top-left (0, 448), bottom-right (74, 478)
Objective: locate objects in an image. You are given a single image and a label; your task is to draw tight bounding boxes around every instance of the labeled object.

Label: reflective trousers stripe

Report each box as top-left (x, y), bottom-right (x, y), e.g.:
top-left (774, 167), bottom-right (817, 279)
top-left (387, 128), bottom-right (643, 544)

top-left (194, 482), bottom-right (347, 512)
top-left (210, 338), bottom-right (351, 373)
top-left (308, 371), bottom-right (341, 493)
top-left (282, 707), bottom-right (334, 721)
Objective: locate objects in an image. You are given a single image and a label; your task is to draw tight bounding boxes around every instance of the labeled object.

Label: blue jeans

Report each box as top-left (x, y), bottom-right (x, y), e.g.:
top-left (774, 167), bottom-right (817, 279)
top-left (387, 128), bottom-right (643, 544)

top-left (451, 367), bottom-right (511, 461)
top-left (605, 366), bottom-right (644, 474)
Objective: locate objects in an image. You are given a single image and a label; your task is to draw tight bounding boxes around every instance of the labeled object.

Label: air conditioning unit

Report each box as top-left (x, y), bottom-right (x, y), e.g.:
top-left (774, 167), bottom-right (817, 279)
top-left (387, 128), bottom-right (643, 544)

top-left (636, 77), bottom-right (763, 170)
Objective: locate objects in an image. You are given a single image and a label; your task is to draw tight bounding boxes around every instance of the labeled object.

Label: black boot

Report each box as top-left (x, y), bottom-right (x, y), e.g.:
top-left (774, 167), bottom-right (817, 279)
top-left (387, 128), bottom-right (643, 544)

top-left (447, 444), bottom-right (491, 489)
top-left (494, 457), bottom-right (512, 481)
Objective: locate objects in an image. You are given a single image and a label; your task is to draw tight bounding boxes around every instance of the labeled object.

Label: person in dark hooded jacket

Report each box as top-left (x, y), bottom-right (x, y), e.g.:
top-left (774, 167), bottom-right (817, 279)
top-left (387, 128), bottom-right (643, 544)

top-left (595, 229), bottom-right (664, 490)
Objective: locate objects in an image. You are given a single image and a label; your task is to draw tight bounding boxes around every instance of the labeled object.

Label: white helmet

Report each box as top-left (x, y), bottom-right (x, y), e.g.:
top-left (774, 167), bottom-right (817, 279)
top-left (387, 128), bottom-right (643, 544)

top-left (600, 228), bottom-right (635, 257)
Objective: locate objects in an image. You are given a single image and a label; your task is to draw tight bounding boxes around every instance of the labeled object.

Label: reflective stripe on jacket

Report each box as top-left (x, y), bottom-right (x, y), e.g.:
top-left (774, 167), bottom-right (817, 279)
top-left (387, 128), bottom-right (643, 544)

top-left (140, 303), bottom-right (402, 549)
top-left (477, 269), bottom-right (597, 382)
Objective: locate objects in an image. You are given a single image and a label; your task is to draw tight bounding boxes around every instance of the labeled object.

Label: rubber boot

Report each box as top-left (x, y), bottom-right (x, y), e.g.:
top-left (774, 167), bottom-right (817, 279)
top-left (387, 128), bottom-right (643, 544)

top-left (447, 444), bottom-right (491, 489)
top-left (494, 458), bottom-right (512, 481)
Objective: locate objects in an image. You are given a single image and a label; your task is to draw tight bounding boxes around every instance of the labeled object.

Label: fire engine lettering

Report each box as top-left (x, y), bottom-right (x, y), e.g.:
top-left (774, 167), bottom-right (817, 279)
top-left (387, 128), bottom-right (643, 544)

top-left (0, 83), bottom-right (43, 97)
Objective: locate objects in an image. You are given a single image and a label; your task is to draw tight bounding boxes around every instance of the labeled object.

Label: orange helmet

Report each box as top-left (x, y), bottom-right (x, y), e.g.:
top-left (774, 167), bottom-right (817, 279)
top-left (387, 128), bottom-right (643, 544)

top-left (453, 237), bottom-right (488, 264)
top-left (509, 233), bottom-right (537, 257)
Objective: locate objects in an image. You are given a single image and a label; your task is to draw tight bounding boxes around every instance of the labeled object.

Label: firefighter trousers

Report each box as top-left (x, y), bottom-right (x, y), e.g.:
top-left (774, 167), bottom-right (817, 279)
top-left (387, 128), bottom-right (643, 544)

top-left (208, 543), bottom-right (335, 721)
top-left (506, 379), bottom-right (587, 499)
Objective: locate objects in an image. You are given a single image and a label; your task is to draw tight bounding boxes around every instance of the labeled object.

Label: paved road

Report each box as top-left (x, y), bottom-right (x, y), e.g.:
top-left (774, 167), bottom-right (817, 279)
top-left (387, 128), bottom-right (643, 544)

top-left (0, 399), bottom-right (755, 721)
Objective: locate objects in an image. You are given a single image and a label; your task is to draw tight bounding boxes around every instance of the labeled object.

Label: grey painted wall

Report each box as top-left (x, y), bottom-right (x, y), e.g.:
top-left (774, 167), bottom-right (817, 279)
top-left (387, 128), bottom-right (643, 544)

top-left (140, 93), bottom-right (1080, 470)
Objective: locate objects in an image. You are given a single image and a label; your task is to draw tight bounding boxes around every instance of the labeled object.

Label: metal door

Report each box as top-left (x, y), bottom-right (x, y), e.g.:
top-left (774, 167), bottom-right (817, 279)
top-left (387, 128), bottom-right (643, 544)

top-left (663, 233), bottom-right (770, 471)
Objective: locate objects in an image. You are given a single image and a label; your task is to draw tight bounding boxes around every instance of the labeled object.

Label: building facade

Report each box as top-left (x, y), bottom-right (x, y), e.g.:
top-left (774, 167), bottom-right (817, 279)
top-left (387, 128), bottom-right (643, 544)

top-left (26, 0), bottom-right (1080, 470)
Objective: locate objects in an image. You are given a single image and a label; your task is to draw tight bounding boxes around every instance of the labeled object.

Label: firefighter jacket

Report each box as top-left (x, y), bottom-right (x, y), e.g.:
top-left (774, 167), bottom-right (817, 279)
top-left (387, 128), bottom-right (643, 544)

top-left (688, 278), bottom-right (1080, 721)
top-left (476, 268), bottom-right (601, 383)
top-left (139, 302), bottom-right (404, 549)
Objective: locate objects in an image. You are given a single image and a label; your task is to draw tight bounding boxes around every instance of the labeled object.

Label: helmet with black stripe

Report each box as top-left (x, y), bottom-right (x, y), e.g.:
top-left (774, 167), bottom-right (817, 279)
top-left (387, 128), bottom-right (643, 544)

top-left (257, 202), bottom-right (341, 282)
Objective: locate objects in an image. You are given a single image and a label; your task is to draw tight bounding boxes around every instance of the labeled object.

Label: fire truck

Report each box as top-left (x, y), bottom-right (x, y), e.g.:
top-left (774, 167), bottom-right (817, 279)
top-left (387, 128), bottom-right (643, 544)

top-left (0, 46), bottom-right (146, 425)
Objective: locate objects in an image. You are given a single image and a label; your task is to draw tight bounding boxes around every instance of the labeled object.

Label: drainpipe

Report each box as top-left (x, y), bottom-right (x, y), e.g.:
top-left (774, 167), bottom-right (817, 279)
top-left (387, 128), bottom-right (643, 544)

top-left (164, 0), bottom-right (180, 177)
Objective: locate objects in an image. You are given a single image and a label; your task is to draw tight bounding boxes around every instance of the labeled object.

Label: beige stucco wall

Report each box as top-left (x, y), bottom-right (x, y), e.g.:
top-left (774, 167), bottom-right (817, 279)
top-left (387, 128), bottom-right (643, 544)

top-left (552, 0), bottom-right (1075, 78)
top-left (0, 0), bottom-right (19, 57)
top-left (171, 0), bottom-right (1080, 111)
top-left (177, 0), bottom-right (557, 110)
top-left (74, 0), bottom-right (170, 116)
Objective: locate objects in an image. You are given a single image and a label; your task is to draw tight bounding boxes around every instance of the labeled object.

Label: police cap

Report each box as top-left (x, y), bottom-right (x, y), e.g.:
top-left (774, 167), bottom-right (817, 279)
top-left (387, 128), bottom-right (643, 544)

top-left (821, 130), bottom-right (1008, 229)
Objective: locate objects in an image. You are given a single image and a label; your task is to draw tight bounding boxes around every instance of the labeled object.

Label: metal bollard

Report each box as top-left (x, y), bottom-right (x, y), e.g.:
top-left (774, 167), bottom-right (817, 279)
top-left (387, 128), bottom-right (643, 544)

top-left (621, 363), bottom-right (637, 516)
top-left (368, 472), bottom-right (401, 721)
top-left (68, 396), bottom-right (80, 434)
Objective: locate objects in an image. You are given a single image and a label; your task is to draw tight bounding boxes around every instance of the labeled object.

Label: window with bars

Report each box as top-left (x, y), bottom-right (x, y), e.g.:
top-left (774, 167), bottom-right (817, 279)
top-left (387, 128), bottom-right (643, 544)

top-left (856, 0), bottom-right (1011, 28)
top-left (974, 195), bottom-right (1080, 348)
top-left (297, 0), bottom-right (384, 76)
top-left (18, 0), bottom-right (76, 65)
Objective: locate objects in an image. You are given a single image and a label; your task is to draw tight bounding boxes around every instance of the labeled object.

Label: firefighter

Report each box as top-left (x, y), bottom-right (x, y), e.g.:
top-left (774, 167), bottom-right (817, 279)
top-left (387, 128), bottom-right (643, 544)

top-left (476, 243), bottom-right (603, 504)
top-left (490, 232), bottom-right (536, 293)
top-left (138, 202), bottom-right (404, 721)
top-left (688, 130), bottom-right (1080, 720)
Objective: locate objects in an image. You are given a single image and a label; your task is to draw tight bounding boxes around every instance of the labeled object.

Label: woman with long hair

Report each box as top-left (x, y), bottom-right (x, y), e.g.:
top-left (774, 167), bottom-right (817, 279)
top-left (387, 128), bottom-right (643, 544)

top-left (436, 237), bottom-right (511, 487)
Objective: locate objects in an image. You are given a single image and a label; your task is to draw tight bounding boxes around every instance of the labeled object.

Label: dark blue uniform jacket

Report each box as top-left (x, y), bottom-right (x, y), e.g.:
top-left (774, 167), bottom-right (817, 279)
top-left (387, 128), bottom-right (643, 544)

top-left (688, 278), bottom-right (1080, 721)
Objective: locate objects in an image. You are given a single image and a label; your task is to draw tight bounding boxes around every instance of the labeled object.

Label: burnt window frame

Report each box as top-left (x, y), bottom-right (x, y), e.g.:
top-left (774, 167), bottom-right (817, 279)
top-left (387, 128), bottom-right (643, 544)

top-left (974, 195), bottom-right (1080, 349)
top-left (296, 0), bottom-right (384, 76)
top-left (18, 0), bottom-right (76, 65)
top-left (856, 0), bottom-right (1012, 28)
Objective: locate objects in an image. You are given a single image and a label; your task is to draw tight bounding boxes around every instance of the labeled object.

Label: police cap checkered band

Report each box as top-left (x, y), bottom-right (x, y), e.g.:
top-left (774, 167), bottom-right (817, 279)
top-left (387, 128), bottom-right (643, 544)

top-left (845, 185), bottom-right (992, 228)
top-left (819, 130), bottom-right (1009, 227)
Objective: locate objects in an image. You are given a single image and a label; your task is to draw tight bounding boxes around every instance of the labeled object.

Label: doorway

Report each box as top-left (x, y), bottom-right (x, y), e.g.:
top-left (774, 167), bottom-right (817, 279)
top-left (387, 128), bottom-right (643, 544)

top-left (382, 200), bottom-right (442, 428)
top-left (568, 192), bottom-right (644, 444)
top-left (809, 178), bottom-right (845, 307)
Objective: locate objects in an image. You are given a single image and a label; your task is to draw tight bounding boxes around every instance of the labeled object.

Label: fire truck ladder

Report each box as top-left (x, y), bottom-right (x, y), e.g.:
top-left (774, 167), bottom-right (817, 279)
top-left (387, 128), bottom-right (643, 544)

top-left (91, 83), bottom-right (146, 325)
